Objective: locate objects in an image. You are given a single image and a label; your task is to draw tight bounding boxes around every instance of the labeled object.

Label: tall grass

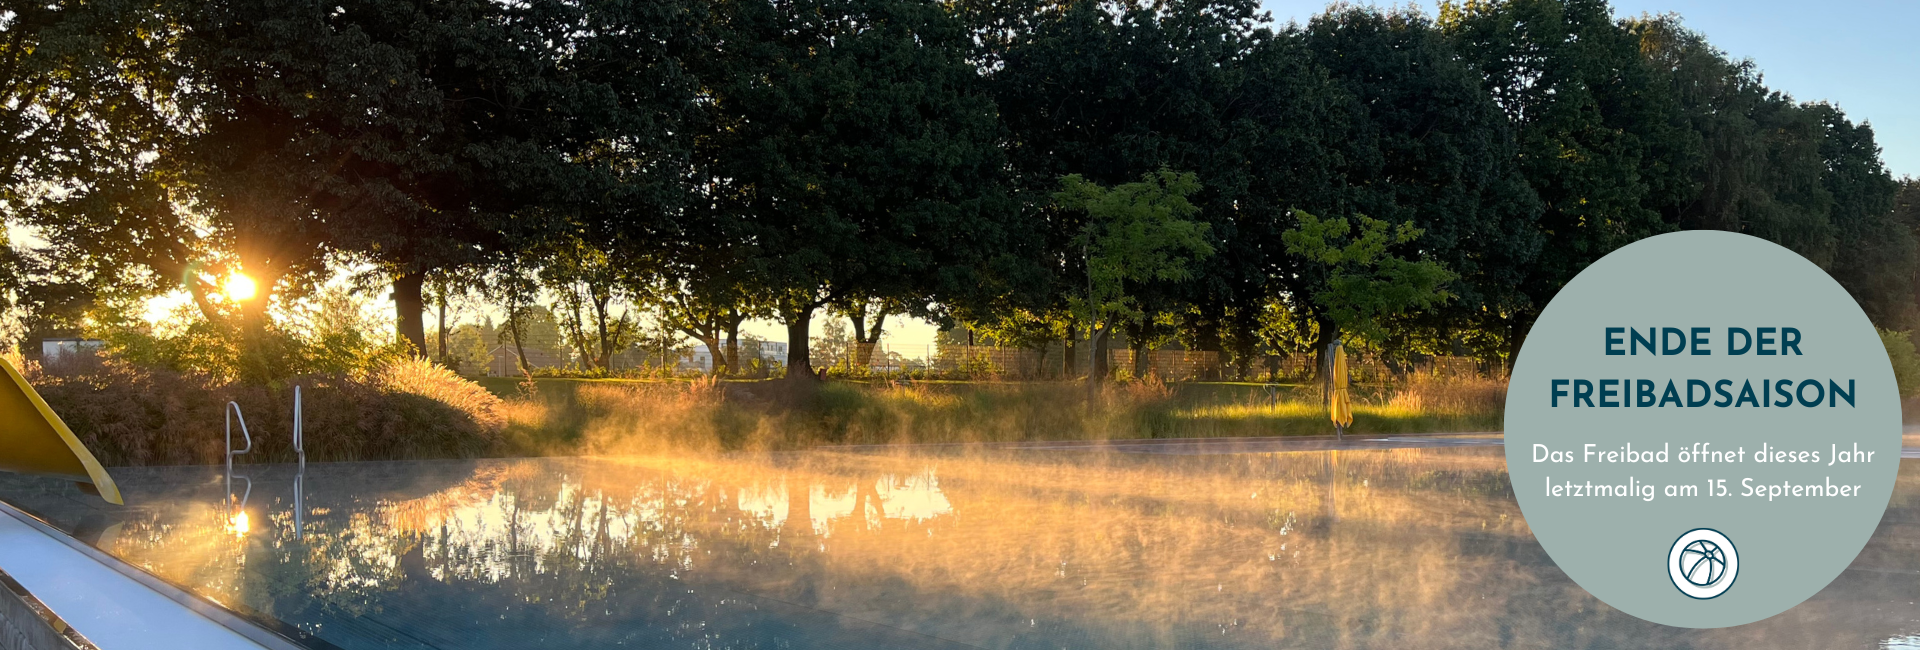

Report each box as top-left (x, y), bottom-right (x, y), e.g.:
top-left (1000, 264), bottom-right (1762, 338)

top-left (32, 351), bottom-right (1504, 465)
top-left (497, 374), bottom-right (1505, 454)
top-left (31, 356), bottom-right (505, 466)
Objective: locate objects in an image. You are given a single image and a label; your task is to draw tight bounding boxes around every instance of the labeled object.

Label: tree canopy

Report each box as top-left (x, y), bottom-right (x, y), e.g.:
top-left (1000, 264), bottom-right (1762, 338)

top-left (2, 0), bottom-right (1913, 382)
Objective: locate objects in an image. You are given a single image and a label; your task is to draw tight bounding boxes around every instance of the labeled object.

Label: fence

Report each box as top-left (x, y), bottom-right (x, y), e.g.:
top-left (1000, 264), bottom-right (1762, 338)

top-left (479, 339), bottom-right (1501, 383)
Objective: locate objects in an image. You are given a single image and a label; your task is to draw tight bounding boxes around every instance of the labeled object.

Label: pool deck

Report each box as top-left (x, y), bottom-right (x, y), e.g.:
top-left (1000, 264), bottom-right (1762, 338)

top-left (0, 500), bottom-right (272, 649)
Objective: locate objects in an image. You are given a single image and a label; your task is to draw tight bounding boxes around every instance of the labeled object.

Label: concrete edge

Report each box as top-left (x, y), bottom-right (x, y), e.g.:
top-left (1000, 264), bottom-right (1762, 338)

top-left (0, 567), bottom-right (97, 650)
top-left (0, 501), bottom-right (314, 650)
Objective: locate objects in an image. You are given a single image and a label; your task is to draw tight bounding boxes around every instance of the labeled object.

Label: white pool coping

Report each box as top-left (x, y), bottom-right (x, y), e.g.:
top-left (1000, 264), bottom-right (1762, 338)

top-left (0, 501), bottom-right (280, 650)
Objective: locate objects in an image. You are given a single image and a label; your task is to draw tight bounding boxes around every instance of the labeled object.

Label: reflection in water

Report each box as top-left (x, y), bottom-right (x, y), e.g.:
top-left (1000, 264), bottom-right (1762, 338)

top-left (2, 449), bottom-right (1920, 649)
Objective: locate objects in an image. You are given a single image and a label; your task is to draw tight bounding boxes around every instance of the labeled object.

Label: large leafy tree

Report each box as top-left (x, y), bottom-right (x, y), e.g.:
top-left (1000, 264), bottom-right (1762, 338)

top-left (1303, 6), bottom-right (1541, 364)
top-left (1634, 16), bottom-right (1910, 327)
top-left (1632, 16), bottom-right (1835, 263)
top-left (1053, 170), bottom-right (1214, 387)
top-left (1280, 210), bottom-right (1455, 348)
top-left (1440, 0), bottom-right (1701, 366)
top-left (1813, 106), bottom-right (1910, 326)
top-left (2, 0), bottom-right (201, 336)
top-left (695, 0), bottom-right (1013, 381)
top-left (158, 0), bottom-right (691, 359)
top-left (969, 0), bottom-right (1352, 377)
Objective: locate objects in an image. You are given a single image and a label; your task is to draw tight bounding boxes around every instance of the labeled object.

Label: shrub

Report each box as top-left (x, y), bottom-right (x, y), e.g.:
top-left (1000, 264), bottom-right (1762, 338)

top-left (28, 354), bottom-right (505, 466)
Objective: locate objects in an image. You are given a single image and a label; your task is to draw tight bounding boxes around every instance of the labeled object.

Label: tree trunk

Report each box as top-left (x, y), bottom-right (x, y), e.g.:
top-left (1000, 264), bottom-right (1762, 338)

top-left (786, 305), bottom-right (817, 381)
top-left (1310, 317), bottom-right (1338, 383)
top-left (699, 336), bottom-right (724, 375)
top-left (1127, 318), bottom-right (1152, 379)
top-left (592, 295), bottom-right (613, 370)
top-left (562, 300), bottom-right (596, 372)
top-left (724, 316), bottom-right (743, 377)
top-left (506, 304), bottom-right (532, 377)
top-left (1062, 328), bottom-right (1078, 378)
top-left (236, 265), bottom-right (286, 383)
top-left (393, 271), bottom-right (428, 357)
top-left (1092, 325), bottom-right (1111, 381)
top-left (1192, 304), bottom-right (1224, 380)
top-left (858, 310), bottom-right (886, 367)
top-left (1504, 314), bottom-right (1533, 376)
top-left (435, 291), bottom-right (449, 364)
top-left (1087, 323), bottom-right (1110, 404)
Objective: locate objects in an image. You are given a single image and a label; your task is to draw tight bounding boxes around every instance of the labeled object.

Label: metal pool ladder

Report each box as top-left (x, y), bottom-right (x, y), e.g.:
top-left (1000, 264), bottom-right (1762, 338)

top-left (292, 385), bottom-right (305, 468)
top-left (223, 387), bottom-right (306, 530)
top-left (225, 400), bottom-right (253, 510)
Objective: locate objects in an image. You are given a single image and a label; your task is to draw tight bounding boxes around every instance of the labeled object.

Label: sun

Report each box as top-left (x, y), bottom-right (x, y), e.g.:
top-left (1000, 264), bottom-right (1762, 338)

top-left (223, 273), bottom-right (258, 301)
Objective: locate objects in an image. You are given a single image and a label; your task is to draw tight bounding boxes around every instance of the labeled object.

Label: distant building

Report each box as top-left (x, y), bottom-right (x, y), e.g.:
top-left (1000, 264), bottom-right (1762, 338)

top-left (40, 338), bottom-right (104, 362)
top-left (687, 341), bottom-right (788, 372)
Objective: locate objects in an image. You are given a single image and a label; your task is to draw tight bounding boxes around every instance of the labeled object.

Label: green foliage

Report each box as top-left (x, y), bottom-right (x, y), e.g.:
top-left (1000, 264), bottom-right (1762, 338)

top-left (1054, 170), bottom-right (1215, 329)
top-left (693, 0), bottom-right (1014, 377)
top-left (1303, 5), bottom-right (1541, 362)
top-left (1441, 0), bottom-right (1700, 364)
top-left (88, 287), bottom-right (410, 384)
top-left (1881, 330), bottom-right (1920, 399)
top-left (6, 0), bottom-right (1919, 405)
top-left (1282, 210), bottom-right (1457, 344)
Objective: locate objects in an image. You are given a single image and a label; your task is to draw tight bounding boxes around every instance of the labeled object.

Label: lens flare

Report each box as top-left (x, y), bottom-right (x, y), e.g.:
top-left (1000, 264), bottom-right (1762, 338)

top-left (224, 273), bottom-right (257, 301)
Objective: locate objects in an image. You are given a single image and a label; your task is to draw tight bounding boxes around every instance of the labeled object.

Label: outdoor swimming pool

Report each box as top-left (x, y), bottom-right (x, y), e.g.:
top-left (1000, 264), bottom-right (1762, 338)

top-left (1, 444), bottom-right (1918, 649)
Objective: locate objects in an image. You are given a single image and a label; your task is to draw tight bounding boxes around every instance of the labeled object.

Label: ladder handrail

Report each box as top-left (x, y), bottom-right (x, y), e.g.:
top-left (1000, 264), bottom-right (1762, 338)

top-left (292, 385), bottom-right (304, 467)
top-left (225, 401), bottom-right (252, 460)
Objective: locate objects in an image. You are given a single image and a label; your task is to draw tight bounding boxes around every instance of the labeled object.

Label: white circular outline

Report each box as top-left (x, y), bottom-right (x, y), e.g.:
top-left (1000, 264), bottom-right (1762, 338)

top-left (1668, 528), bottom-right (1739, 599)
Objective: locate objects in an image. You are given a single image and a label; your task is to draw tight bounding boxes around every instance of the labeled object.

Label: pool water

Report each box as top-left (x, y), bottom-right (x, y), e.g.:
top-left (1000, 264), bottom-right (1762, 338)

top-left (2, 447), bottom-right (1919, 649)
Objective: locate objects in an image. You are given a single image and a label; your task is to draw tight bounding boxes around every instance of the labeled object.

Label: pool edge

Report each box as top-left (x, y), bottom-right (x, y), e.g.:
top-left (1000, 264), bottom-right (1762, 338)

top-left (0, 500), bottom-right (315, 650)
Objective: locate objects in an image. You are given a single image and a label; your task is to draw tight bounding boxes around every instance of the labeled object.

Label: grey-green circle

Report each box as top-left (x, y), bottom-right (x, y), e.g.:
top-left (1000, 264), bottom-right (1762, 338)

top-left (1505, 230), bottom-right (1900, 628)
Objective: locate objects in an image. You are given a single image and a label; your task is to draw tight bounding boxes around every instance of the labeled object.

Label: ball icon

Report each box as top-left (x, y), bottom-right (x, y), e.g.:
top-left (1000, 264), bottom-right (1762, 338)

top-left (1668, 528), bottom-right (1738, 599)
top-left (1679, 540), bottom-right (1727, 586)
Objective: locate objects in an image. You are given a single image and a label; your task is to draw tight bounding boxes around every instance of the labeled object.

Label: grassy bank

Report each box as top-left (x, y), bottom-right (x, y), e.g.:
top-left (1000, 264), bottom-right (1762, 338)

top-left (486, 374), bottom-right (1505, 454)
top-left (30, 352), bottom-right (1503, 466)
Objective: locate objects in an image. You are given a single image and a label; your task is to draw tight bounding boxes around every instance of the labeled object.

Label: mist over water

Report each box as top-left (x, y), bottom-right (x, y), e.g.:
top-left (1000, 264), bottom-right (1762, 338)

top-left (5, 446), bottom-right (1919, 648)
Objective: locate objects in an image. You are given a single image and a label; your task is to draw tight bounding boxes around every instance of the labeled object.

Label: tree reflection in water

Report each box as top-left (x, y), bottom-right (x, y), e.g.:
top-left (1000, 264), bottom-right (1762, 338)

top-left (2, 449), bottom-right (1919, 649)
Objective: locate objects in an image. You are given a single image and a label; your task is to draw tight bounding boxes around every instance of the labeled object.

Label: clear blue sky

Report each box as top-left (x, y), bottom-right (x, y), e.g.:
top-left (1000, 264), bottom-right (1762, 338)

top-left (1260, 0), bottom-right (1920, 179)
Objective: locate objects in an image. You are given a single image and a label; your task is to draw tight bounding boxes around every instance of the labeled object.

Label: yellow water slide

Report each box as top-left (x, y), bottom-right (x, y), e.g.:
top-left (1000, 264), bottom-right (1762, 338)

top-left (0, 357), bottom-right (122, 504)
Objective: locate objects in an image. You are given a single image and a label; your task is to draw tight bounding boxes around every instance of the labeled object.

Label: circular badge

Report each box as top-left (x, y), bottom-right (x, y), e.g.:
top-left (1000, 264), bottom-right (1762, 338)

top-left (1668, 528), bottom-right (1737, 599)
top-left (1505, 231), bottom-right (1900, 628)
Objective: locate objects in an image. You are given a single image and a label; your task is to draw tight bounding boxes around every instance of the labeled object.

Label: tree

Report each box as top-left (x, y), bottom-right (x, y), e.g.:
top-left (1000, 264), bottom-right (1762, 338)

top-left (1, 0), bottom-right (222, 349)
top-left (538, 238), bottom-right (635, 373)
top-left (1813, 106), bottom-right (1910, 327)
top-left (1303, 6), bottom-right (1541, 366)
top-left (967, 0), bottom-right (1352, 378)
top-left (1280, 210), bottom-right (1456, 357)
top-left (1053, 170), bottom-right (1214, 392)
top-left (650, 276), bottom-right (760, 377)
top-left (1631, 16), bottom-right (1838, 262)
top-left (1441, 0), bottom-right (1701, 367)
top-left (695, 0), bottom-right (1012, 382)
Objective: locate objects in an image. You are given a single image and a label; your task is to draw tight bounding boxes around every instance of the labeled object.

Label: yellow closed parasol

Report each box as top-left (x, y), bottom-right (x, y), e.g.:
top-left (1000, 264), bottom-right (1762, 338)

top-left (0, 356), bottom-right (122, 504)
top-left (1329, 340), bottom-right (1352, 436)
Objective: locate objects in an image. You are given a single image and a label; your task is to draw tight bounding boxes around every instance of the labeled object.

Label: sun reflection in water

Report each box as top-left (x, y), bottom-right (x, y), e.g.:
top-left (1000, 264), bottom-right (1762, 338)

top-left (226, 511), bottom-right (250, 536)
